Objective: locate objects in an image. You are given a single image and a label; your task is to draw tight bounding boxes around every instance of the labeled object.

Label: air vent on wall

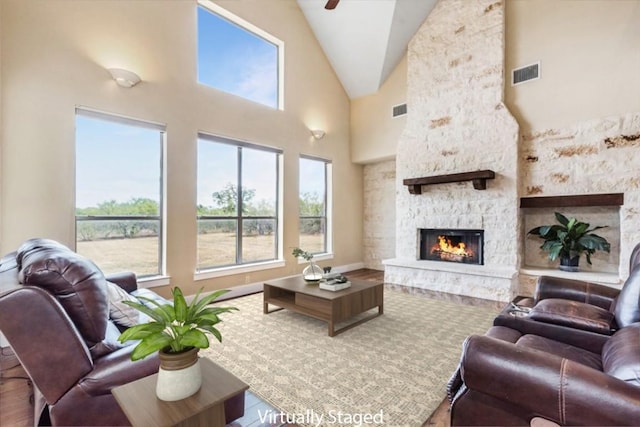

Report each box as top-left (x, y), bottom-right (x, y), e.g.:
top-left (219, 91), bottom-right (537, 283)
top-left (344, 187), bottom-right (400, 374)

top-left (392, 103), bottom-right (407, 118)
top-left (512, 62), bottom-right (540, 86)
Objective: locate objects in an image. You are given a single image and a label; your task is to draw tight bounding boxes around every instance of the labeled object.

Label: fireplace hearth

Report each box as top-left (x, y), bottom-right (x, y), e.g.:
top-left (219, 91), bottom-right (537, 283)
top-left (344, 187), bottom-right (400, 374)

top-left (419, 229), bottom-right (484, 265)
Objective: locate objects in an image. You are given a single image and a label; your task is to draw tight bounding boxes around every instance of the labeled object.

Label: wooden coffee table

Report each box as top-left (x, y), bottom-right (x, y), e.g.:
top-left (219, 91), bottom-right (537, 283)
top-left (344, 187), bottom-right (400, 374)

top-left (263, 276), bottom-right (383, 336)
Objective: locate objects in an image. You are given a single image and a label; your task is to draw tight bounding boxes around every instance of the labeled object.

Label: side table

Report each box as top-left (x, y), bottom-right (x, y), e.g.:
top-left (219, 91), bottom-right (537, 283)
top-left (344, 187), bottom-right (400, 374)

top-left (112, 357), bottom-right (248, 427)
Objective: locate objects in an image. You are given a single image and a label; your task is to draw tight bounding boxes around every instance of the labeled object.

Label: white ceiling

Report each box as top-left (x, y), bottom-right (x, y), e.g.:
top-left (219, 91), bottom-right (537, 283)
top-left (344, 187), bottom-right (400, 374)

top-left (297, 0), bottom-right (438, 99)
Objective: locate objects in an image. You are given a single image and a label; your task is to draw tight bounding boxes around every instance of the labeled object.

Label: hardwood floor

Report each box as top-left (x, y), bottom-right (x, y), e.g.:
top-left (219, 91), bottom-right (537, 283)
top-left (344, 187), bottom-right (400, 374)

top-left (0, 268), bottom-right (480, 427)
top-left (0, 348), bottom-right (33, 427)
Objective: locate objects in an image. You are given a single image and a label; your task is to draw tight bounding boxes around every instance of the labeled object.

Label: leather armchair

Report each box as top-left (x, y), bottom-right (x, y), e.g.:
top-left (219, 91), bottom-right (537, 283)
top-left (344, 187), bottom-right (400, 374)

top-left (449, 324), bottom-right (640, 426)
top-left (533, 242), bottom-right (640, 327)
top-left (0, 238), bottom-right (244, 426)
top-left (494, 242), bottom-right (640, 347)
top-left (533, 241), bottom-right (640, 307)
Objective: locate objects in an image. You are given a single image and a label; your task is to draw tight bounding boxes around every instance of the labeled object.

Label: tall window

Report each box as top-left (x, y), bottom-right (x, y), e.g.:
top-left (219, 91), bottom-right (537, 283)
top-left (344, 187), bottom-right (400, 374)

top-left (299, 156), bottom-right (331, 255)
top-left (75, 109), bottom-right (165, 277)
top-left (197, 134), bottom-right (281, 270)
top-left (197, 0), bottom-right (283, 109)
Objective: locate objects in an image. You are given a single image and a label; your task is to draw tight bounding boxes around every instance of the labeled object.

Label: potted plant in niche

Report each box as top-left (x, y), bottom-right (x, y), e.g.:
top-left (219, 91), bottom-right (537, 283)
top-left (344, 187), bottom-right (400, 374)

top-left (292, 247), bottom-right (323, 281)
top-left (527, 212), bottom-right (611, 272)
top-left (117, 287), bottom-right (237, 401)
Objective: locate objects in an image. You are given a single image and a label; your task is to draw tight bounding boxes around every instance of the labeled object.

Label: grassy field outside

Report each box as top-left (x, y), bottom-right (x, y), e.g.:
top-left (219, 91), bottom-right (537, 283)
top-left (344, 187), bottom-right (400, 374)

top-left (77, 232), bottom-right (325, 276)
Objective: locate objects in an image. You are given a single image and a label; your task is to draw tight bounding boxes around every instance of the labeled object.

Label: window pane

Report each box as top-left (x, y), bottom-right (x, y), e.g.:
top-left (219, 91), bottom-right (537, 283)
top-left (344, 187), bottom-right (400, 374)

top-left (197, 5), bottom-right (278, 108)
top-left (299, 157), bottom-right (327, 254)
top-left (242, 219), bottom-right (276, 263)
top-left (76, 116), bottom-right (161, 213)
top-left (299, 158), bottom-right (326, 216)
top-left (197, 219), bottom-right (238, 268)
top-left (243, 148), bottom-right (277, 216)
top-left (197, 141), bottom-right (238, 216)
top-left (75, 114), bottom-right (163, 277)
top-left (76, 220), bottom-right (160, 276)
top-left (299, 218), bottom-right (325, 254)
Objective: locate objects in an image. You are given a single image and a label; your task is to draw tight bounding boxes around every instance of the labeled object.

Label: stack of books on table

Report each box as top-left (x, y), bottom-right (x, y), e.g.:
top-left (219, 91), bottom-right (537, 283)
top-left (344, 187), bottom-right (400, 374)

top-left (319, 278), bottom-right (351, 291)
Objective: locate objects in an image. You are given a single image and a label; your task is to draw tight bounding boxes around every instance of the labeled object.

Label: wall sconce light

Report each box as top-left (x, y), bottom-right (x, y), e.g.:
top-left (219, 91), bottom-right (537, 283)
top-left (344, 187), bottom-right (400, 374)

top-left (311, 129), bottom-right (326, 140)
top-left (108, 68), bottom-right (141, 88)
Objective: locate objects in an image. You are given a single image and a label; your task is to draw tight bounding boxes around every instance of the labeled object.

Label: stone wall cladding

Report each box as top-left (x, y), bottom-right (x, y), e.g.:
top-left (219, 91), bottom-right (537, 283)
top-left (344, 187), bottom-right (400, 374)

top-left (388, 0), bottom-right (520, 301)
top-left (521, 112), bottom-right (640, 277)
top-left (363, 160), bottom-right (396, 270)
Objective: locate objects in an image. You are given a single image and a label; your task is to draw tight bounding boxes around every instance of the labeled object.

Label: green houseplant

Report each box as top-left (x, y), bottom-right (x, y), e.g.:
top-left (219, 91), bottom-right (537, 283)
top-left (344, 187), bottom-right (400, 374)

top-left (292, 247), bottom-right (323, 281)
top-left (527, 212), bottom-right (611, 272)
top-left (118, 287), bottom-right (237, 401)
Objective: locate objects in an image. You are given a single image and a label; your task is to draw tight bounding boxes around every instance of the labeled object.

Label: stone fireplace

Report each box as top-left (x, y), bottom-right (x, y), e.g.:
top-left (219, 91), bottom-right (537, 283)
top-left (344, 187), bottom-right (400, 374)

top-left (383, 0), bottom-right (520, 302)
top-left (420, 228), bottom-right (484, 265)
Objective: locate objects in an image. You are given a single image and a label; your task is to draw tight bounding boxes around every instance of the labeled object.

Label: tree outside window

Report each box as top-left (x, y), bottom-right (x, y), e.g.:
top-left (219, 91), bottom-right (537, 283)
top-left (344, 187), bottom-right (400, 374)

top-left (197, 134), bottom-right (281, 270)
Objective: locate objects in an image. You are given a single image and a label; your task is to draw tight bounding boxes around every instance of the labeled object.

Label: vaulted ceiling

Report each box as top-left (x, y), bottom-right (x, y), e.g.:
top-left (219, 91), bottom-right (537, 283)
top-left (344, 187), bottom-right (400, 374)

top-left (297, 0), bottom-right (438, 99)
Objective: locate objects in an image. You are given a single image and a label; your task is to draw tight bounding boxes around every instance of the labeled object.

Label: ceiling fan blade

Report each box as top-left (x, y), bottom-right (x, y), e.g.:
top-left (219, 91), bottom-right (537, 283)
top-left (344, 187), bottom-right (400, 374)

top-left (325, 0), bottom-right (339, 10)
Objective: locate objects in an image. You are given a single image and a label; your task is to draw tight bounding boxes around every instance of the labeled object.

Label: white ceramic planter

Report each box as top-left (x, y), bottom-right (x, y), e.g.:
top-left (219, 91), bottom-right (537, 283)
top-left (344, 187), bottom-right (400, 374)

top-left (156, 347), bottom-right (202, 401)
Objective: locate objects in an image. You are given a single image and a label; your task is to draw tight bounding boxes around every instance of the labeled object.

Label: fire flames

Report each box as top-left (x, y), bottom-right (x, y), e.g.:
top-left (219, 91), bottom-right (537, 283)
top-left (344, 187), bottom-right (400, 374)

top-left (431, 235), bottom-right (474, 262)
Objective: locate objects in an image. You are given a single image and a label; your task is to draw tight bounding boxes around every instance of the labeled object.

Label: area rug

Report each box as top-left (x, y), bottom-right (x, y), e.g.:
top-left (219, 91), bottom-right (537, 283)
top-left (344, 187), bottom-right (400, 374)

top-left (202, 289), bottom-right (498, 427)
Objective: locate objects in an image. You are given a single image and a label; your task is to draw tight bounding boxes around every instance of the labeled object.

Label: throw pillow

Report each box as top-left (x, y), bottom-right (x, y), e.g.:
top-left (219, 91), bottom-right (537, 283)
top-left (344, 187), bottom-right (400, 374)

top-left (106, 281), bottom-right (140, 327)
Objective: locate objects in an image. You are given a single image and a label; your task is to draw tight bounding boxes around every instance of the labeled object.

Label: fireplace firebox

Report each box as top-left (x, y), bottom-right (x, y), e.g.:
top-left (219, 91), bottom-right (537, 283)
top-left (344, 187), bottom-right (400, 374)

top-left (419, 229), bottom-right (484, 265)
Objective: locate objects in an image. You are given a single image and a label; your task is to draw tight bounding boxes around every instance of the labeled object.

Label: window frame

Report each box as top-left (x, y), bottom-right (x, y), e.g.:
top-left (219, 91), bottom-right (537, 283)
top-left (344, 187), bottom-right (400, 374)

top-left (298, 154), bottom-right (333, 257)
top-left (197, 0), bottom-right (285, 110)
top-left (74, 108), bottom-right (167, 280)
top-left (196, 132), bottom-right (284, 273)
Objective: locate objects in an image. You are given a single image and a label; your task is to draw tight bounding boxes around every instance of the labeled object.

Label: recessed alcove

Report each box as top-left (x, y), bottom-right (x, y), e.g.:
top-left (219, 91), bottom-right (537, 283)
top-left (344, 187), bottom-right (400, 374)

top-left (520, 195), bottom-right (622, 282)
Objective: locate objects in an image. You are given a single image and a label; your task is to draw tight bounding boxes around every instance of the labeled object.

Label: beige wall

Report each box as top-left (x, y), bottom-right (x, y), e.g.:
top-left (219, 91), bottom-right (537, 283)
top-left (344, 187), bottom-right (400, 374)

top-left (350, 54), bottom-right (407, 164)
top-left (505, 0), bottom-right (640, 131)
top-left (0, 0), bottom-right (363, 297)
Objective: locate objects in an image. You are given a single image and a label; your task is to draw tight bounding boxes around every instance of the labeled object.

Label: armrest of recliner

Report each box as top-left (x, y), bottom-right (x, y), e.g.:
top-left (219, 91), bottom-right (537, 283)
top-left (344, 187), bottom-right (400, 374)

top-left (493, 311), bottom-right (610, 353)
top-left (105, 271), bottom-right (138, 294)
top-left (77, 346), bottom-right (159, 396)
top-left (460, 335), bottom-right (640, 426)
top-left (535, 275), bottom-right (618, 309)
top-left (0, 287), bottom-right (93, 405)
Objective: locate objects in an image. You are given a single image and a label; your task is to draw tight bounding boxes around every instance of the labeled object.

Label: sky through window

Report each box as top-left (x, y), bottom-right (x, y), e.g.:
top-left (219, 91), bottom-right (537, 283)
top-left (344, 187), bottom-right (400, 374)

top-left (197, 5), bottom-right (279, 109)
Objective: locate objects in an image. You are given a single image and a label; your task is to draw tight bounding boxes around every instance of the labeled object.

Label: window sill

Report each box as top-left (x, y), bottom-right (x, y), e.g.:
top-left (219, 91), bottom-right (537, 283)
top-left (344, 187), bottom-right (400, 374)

top-left (194, 260), bottom-right (286, 281)
top-left (137, 275), bottom-right (171, 289)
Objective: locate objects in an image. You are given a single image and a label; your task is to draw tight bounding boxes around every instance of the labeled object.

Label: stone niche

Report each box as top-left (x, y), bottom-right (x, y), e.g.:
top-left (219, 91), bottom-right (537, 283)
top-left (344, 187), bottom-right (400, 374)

top-left (384, 0), bottom-right (520, 302)
top-left (522, 206), bottom-right (620, 274)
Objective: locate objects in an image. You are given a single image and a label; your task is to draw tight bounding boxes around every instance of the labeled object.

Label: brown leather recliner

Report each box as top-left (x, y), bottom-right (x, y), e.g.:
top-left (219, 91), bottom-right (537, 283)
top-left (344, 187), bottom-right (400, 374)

top-left (0, 238), bottom-right (244, 426)
top-left (448, 324), bottom-right (640, 426)
top-left (494, 242), bottom-right (640, 350)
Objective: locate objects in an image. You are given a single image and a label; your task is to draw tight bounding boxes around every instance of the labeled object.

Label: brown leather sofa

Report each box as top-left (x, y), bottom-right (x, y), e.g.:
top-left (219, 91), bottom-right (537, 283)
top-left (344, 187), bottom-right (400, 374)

top-left (0, 238), bottom-right (244, 426)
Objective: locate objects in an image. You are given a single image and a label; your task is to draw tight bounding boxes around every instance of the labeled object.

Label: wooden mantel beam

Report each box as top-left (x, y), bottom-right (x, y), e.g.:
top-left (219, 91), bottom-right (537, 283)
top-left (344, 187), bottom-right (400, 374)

top-left (520, 193), bottom-right (624, 208)
top-left (403, 170), bottom-right (496, 194)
